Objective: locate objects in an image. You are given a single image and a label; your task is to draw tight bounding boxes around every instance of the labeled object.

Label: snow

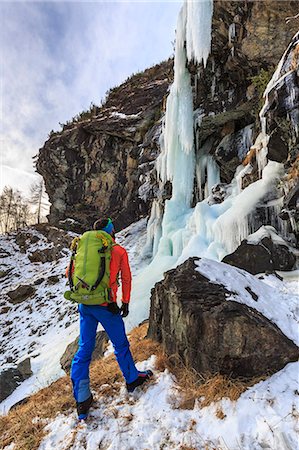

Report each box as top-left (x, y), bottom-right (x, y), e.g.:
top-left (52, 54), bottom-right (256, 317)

top-left (0, 219), bottom-right (149, 414)
top-left (37, 355), bottom-right (299, 450)
top-left (110, 112), bottom-right (140, 120)
top-left (2, 4), bottom-right (299, 448)
top-left (195, 258), bottom-right (299, 346)
top-left (247, 225), bottom-right (292, 246)
top-left (0, 229), bottom-right (79, 414)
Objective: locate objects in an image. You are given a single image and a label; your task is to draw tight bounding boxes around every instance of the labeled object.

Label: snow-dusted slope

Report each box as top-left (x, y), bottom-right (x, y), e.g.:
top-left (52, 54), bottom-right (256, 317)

top-left (0, 228), bottom-right (78, 413)
top-left (0, 219), bottom-right (149, 414)
top-left (38, 357), bottom-right (299, 450)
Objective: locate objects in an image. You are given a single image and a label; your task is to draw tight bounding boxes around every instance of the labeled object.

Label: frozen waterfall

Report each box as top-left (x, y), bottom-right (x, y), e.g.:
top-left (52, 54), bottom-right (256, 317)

top-left (147, 0), bottom-right (289, 265)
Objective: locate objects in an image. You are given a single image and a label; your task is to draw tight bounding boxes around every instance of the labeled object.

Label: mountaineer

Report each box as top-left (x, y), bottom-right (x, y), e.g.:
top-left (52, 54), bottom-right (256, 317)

top-left (65, 217), bottom-right (153, 420)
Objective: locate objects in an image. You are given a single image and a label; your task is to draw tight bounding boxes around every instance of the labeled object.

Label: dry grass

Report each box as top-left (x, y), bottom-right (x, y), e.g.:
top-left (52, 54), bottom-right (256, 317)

top-left (155, 352), bottom-right (265, 410)
top-left (0, 323), bottom-right (159, 450)
top-left (0, 322), bottom-right (262, 449)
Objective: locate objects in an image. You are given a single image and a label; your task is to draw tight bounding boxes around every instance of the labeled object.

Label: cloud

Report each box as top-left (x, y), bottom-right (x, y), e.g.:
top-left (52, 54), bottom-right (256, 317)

top-left (0, 0), bottom-right (181, 193)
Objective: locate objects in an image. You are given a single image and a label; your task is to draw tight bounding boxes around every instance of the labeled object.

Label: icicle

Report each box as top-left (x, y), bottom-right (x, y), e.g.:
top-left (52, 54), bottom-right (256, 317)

top-left (142, 200), bottom-right (163, 258)
top-left (185, 0), bottom-right (214, 66)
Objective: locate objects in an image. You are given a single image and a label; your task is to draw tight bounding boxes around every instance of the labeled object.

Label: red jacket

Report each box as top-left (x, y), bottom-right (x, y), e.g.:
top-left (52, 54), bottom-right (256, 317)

top-left (66, 242), bottom-right (132, 304)
top-left (109, 243), bottom-right (132, 303)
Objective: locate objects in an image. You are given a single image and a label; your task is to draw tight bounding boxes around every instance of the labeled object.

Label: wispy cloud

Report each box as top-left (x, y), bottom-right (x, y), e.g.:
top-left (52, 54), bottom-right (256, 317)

top-left (0, 0), bottom-right (181, 189)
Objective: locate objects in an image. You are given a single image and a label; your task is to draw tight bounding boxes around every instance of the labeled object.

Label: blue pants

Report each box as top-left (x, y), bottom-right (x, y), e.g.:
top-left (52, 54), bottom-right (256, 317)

top-left (71, 304), bottom-right (139, 402)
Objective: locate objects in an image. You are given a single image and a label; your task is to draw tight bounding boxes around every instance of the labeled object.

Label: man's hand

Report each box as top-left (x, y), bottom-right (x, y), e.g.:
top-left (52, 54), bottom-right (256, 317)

top-left (120, 302), bottom-right (129, 318)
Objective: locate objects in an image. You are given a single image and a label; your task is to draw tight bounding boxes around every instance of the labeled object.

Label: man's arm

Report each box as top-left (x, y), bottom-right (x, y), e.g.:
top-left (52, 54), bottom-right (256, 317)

top-left (120, 249), bottom-right (132, 303)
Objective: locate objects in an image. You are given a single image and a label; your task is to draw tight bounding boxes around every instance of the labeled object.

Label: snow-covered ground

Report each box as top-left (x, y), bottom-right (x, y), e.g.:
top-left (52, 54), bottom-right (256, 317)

top-left (38, 356), bottom-right (299, 450)
top-left (0, 220), bottom-right (149, 414)
top-left (1, 218), bottom-right (298, 450)
top-left (0, 228), bottom-right (78, 414)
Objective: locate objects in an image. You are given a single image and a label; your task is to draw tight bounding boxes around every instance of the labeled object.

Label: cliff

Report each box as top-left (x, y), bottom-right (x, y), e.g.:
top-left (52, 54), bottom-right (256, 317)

top-left (37, 60), bottom-right (173, 231)
top-left (37, 0), bottom-right (298, 243)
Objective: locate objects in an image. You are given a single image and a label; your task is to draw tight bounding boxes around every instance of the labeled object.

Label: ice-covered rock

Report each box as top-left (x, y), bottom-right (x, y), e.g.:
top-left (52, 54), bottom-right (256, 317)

top-left (222, 226), bottom-right (297, 274)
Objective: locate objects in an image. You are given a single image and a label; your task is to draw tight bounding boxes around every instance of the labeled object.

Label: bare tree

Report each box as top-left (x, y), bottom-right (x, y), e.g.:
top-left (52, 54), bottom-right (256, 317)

top-left (29, 179), bottom-right (48, 224)
top-left (0, 186), bottom-right (31, 233)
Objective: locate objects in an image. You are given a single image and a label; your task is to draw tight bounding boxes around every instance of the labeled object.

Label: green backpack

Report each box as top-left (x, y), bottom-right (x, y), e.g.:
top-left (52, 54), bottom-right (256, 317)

top-left (64, 230), bottom-right (115, 305)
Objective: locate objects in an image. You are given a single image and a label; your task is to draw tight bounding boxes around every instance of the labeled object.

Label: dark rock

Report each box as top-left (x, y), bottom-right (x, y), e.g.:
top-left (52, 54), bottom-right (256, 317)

top-left (17, 358), bottom-right (32, 379)
top-left (222, 232), bottom-right (296, 274)
top-left (0, 268), bottom-right (13, 280)
top-left (7, 285), bottom-right (36, 304)
top-left (60, 331), bottom-right (109, 373)
top-left (267, 130), bottom-right (289, 163)
top-left (0, 360), bottom-right (32, 402)
top-left (34, 278), bottom-right (45, 285)
top-left (148, 258), bottom-right (299, 378)
top-left (28, 248), bottom-right (60, 263)
top-left (207, 183), bottom-right (231, 205)
top-left (0, 250), bottom-right (11, 258)
top-left (3, 328), bottom-right (12, 337)
top-left (47, 275), bottom-right (60, 285)
top-left (214, 125), bottom-right (254, 182)
top-left (33, 224), bottom-right (73, 248)
top-left (0, 306), bottom-right (11, 314)
top-left (37, 60), bottom-right (174, 232)
top-left (0, 368), bottom-right (23, 402)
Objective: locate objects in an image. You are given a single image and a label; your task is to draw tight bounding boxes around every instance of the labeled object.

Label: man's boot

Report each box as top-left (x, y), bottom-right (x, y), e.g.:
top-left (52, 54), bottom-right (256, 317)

top-left (76, 394), bottom-right (93, 420)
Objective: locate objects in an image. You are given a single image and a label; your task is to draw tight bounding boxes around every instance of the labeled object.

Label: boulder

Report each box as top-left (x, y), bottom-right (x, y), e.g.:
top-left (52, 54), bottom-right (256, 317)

top-left (0, 358), bottom-right (32, 402)
top-left (17, 358), bottom-right (33, 379)
top-left (148, 258), bottom-right (299, 378)
top-left (222, 226), bottom-right (296, 274)
top-left (47, 275), bottom-right (60, 285)
top-left (7, 285), bottom-right (36, 304)
top-left (0, 268), bottom-right (13, 280)
top-left (60, 331), bottom-right (109, 373)
top-left (0, 368), bottom-right (23, 402)
top-left (28, 248), bottom-right (62, 263)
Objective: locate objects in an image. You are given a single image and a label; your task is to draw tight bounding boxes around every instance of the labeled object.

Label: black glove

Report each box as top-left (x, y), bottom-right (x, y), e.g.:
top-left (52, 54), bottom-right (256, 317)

top-left (120, 302), bottom-right (129, 318)
top-left (107, 302), bottom-right (120, 315)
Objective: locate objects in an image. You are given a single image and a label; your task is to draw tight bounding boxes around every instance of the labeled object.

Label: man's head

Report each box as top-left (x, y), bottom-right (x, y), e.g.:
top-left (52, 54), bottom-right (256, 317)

top-left (93, 217), bottom-right (115, 238)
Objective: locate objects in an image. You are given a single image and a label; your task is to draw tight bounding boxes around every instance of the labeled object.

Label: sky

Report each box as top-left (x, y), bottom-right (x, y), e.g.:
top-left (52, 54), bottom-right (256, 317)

top-left (0, 0), bottom-right (182, 196)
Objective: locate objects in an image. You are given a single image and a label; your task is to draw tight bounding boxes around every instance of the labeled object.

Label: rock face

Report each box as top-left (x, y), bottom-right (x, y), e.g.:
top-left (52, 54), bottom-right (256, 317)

top-left (148, 258), bottom-right (299, 378)
top-left (0, 358), bottom-right (32, 402)
top-left (60, 331), bottom-right (108, 373)
top-left (36, 1), bottom-right (298, 244)
top-left (37, 61), bottom-right (173, 232)
top-left (222, 227), bottom-right (297, 274)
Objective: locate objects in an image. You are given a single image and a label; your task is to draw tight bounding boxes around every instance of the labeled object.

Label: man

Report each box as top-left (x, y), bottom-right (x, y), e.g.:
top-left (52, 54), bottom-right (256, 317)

top-left (69, 218), bottom-right (152, 420)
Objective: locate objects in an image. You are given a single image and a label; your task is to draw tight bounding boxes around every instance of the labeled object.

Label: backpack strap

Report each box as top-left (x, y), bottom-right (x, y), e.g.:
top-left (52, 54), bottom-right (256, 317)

top-left (69, 236), bottom-right (81, 292)
top-left (90, 241), bottom-right (116, 295)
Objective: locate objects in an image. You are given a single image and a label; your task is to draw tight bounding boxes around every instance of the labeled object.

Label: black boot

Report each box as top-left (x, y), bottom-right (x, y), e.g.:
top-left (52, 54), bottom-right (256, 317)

top-left (76, 394), bottom-right (93, 420)
top-left (126, 370), bottom-right (153, 393)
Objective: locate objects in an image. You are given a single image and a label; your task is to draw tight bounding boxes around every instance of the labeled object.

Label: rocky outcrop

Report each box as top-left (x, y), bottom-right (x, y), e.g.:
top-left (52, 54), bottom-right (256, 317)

top-left (36, 1), bottom-right (298, 245)
top-left (0, 358), bottom-right (32, 402)
top-left (191, 2), bottom-right (298, 240)
top-left (148, 258), bottom-right (299, 378)
top-left (60, 331), bottom-right (108, 373)
top-left (37, 61), bottom-right (173, 232)
top-left (222, 226), bottom-right (297, 274)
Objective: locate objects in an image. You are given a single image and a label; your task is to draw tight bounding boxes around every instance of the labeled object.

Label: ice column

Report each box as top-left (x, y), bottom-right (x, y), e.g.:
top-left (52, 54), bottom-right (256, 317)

top-left (154, 0), bottom-right (213, 257)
